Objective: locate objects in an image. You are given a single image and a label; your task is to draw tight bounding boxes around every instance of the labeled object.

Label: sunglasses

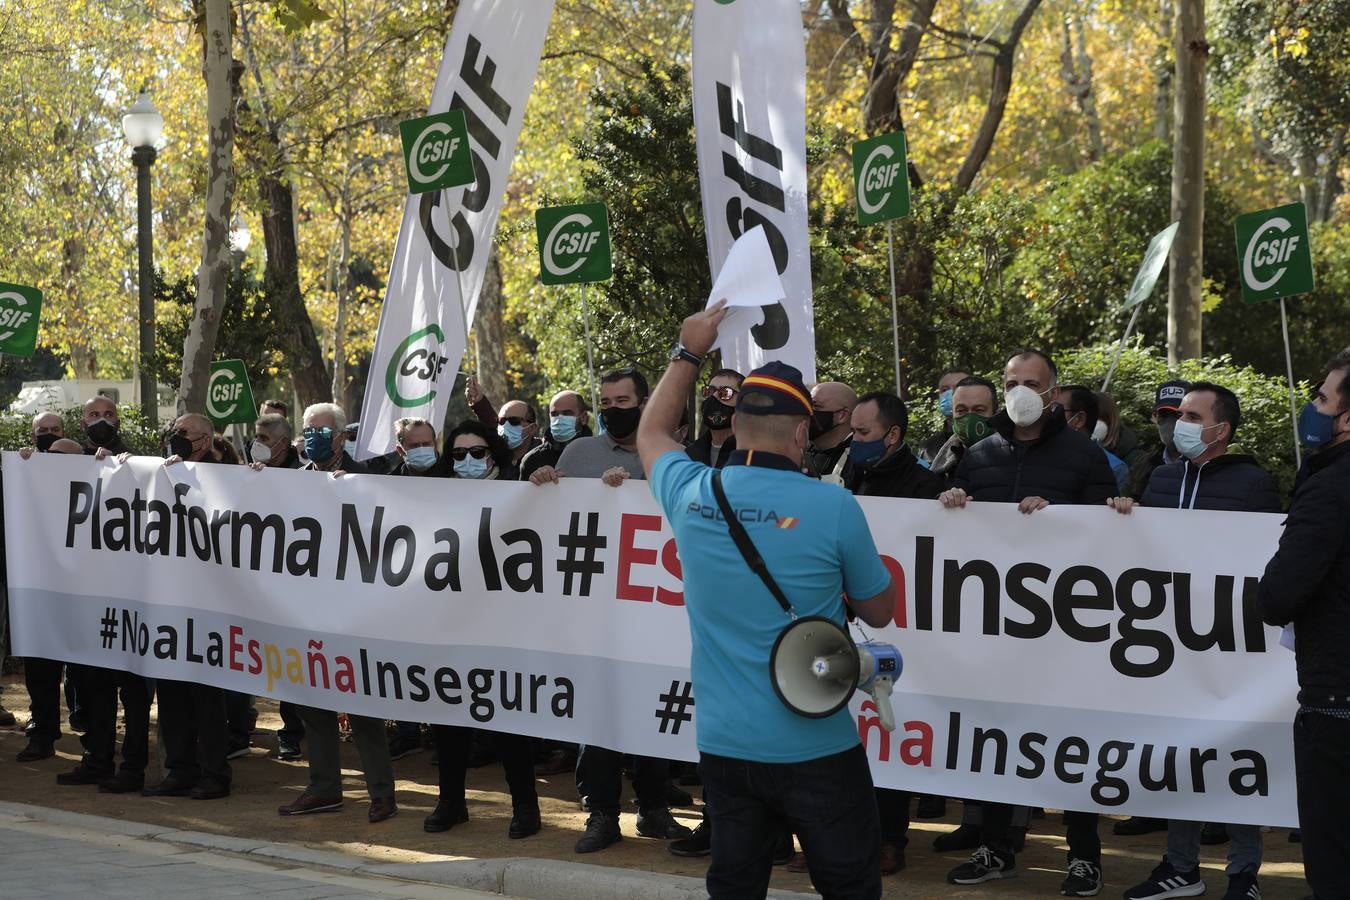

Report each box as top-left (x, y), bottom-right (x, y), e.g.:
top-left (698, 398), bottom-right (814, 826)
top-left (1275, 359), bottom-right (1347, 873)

top-left (449, 446), bottom-right (490, 461)
top-left (498, 416), bottom-right (530, 427)
top-left (701, 385), bottom-right (739, 403)
top-left (302, 426), bottom-right (334, 439)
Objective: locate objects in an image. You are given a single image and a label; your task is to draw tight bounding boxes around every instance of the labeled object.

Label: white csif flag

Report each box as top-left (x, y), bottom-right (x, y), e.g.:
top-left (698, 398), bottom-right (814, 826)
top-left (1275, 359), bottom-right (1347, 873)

top-left (355, 0), bottom-right (556, 459)
top-left (692, 0), bottom-right (815, 381)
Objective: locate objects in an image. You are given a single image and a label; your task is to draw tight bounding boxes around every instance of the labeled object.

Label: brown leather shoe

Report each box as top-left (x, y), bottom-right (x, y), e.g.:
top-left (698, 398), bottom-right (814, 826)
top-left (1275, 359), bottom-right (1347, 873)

top-left (879, 841), bottom-right (906, 875)
top-left (278, 793), bottom-right (343, 816)
top-left (368, 796), bottom-right (398, 823)
top-left (786, 852), bottom-right (810, 874)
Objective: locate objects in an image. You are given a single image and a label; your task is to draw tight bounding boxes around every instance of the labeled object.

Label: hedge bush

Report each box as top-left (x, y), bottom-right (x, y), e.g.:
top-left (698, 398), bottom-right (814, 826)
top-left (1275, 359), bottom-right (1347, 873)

top-left (0, 406), bottom-right (166, 455)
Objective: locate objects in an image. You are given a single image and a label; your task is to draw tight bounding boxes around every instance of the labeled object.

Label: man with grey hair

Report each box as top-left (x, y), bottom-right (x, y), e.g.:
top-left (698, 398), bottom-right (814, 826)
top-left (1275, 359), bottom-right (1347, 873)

top-left (248, 412), bottom-right (300, 469)
top-left (389, 416), bottom-right (439, 476)
top-left (281, 403), bottom-right (395, 822)
top-left (17, 411), bottom-right (66, 459)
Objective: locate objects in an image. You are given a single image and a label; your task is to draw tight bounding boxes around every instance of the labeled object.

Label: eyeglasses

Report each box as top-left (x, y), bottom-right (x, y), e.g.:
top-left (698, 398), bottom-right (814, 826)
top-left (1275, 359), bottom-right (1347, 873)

top-left (302, 426), bottom-right (334, 439)
top-left (701, 385), bottom-right (739, 403)
top-left (498, 416), bottom-right (530, 427)
top-left (449, 446), bottom-right (490, 461)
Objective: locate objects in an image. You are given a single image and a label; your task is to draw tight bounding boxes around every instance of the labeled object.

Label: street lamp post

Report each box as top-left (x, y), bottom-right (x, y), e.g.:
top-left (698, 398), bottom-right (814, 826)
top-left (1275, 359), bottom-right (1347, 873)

top-left (122, 92), bottom-right (163, 429)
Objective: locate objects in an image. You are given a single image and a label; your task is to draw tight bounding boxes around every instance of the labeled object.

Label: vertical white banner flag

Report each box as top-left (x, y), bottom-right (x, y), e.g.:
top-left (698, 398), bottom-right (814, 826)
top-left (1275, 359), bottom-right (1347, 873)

top-left (693, 0), bottom-right (815, 382)
top-left (355, 0), bottom-right (556, 459)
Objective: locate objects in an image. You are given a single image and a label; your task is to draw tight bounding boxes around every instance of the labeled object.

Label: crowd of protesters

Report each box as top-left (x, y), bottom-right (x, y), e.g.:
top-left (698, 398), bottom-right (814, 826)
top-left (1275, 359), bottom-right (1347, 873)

top-left (1, 337), bottom-right (1347, 900)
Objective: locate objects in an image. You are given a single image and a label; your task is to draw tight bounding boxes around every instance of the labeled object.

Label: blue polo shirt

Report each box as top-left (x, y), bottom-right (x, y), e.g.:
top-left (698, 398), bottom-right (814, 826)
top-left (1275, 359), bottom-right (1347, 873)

top-left (650, 449), bottom-right (892, 763)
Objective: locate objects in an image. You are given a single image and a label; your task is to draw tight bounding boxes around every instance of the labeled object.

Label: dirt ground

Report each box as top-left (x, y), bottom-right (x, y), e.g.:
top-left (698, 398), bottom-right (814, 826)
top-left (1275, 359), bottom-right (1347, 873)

top-left (0, 674), bottom-right (1312, 899)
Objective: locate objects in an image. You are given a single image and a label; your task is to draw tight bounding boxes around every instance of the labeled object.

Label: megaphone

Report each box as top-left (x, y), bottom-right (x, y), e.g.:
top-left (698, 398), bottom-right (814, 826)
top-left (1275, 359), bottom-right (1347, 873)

top-left (769, 617), bottom-right (904, 731)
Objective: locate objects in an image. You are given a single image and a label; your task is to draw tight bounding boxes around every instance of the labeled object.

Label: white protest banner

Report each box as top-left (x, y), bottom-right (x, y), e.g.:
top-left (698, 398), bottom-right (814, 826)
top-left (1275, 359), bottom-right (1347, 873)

top-left (693, 0), bottom-right (816, 382)
top-left (354, 0), bottom-right (555, 460)
top-left (4, 454), bottom-right (1295, 825)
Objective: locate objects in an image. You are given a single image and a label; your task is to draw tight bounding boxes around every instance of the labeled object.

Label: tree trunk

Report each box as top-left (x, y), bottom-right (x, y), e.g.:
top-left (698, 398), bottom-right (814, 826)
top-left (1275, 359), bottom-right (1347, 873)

top-left (179, 0), bottom-right (240, 415)
top-left (1060, 14), bottom-right (1105, 162)
top-left (331, 198), bottom-right (352, 402)
top-left (1167, 0), bottom-right (1206, 364)
top-left (1152, 0), bottom-right (1173, 142)
top-left (474, 246), bottom-right (510, 404)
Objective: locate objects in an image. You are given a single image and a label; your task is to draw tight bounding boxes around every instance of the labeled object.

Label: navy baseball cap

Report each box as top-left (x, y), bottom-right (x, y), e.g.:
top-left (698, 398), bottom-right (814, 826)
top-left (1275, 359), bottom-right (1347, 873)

top-left (736, 362), bottom-right (813, 417)
top-left (1153, 380), bottom-right (1190, 412)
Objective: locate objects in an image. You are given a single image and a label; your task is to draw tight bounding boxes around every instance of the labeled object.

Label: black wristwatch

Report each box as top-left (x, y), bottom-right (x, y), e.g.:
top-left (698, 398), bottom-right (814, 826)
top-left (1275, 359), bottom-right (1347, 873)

top-left (670, 344), bottom-right (703, 367)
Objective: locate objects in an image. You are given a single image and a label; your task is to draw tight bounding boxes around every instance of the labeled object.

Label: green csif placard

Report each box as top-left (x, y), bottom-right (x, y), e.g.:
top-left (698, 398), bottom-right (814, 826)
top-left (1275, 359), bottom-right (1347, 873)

top-left (205, 359), bottom-right (257, 428)
top-left (535, 203), bottom-right (613, 286)
top-left (1234, 202), bottom-right (1315, 304)
top-left (852, 132), bottom-right (910, 225)
top-left (398, 110), bottom-right (474, 195)
top-left (0, 281), bottom-right (43, 356)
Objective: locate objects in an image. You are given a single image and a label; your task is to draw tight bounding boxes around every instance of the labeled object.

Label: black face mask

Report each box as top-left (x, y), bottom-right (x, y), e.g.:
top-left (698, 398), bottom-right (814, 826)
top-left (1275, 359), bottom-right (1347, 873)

top-left (35, 433), bottom-right (59, 453)
top-left (601, 405), bottom-right (642, 440)
top-left (700, 397), bottom-right (733, 431)
top-left (168, 434), bottom-right (196, 459)
top-left (86, 419), bottom-right (118, 447)
top-left (809, 410), bottom-right (836, 440)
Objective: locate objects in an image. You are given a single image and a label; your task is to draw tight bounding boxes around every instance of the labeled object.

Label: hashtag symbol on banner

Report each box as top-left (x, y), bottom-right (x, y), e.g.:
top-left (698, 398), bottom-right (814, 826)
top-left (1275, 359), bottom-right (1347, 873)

top-left (99, 607), bottom-right (118, 649)
top-left (655, 680), bottom-right (695, 735)
top-left (557, 511), bottom-right (606, 596)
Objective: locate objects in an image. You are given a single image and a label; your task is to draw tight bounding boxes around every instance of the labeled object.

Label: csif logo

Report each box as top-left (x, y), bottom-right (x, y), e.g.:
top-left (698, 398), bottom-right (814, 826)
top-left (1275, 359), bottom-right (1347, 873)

top-left (852, 131), bottom-right (910, 225)
top-left (385, 325), bottom-right (449, 408)
top-left (204, 359), bottom-right (256, 427)
top-left (535, 203), bottom-right (613, 286)
top-left (1234, 202), bottom-right (1315, 304)
top-left (0, 281), bottom-right (43, 357)
top-left (398, 110), bottom-right (474, 195)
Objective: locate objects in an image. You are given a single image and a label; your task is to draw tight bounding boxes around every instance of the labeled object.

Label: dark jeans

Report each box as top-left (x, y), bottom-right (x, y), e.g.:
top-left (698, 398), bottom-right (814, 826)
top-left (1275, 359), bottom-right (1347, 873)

top-left (1294, 710), bottom-right (1350, 899)
top-left (224, 691), bottom-right (256, 750)
top-left (80, 668), bottom-right (152, 776)
top-left (702, 745), bottom-right (881, 900)
top-left (277, 701), bottom-right (305, 745)
top-left (984, 802), bottom-right (1099, 862)
top-left (23, 658), bottom-right (64, 742)
top-left (157, 679), bottom-right (230, 784)
top-left (432, 725), bottom-right (537, 809)
top-left (875, 788), bottom-right (911, 848)
top-left (576, 744), bottom-right (668, 816)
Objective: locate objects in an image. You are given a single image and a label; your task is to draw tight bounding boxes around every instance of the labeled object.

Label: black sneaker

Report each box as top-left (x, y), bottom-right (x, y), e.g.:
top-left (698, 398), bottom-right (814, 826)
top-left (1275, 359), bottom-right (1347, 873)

top-left (1222, 871), bottom-right (1260, 900)
top-left (575, 811), bottom-right (621, 853)
top-left (636, 807), bottom-right (694, 840)
top-left (387, 734), bottom-right (423, 761)
top-left (276, 740), bottom-right (302, 762)
top-left (16, 739), bottom-right (54, 763)
top-left (947, 845), bottom-right (1016, 884)
top-left (669, 820), bottom-right (711, 857)
top-left (1060, 858), bottom-right (1103, 897)
top-left (1123, 856), bottom-right (1204, 899)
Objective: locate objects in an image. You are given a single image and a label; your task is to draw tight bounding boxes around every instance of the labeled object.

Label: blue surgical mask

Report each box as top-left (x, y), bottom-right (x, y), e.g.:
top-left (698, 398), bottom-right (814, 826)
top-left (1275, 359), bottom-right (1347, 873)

top-left (849, 437), bottom-right (888, 468)
top-left (938, 389), bottom-right (954, 418)
top-left (405, 446), bottom-right (437, 472)
top-left (1172, 420), bottom-right (1218, 461)
top-left (453, 456), bottom-right (490, 479)
top-left (499, 422), bottom-right (525, 449)
top-left (550, 414), bottom-right (578, 443)
top-left (1298, 402), bottom-right (1343, 448)
top-left (303, 428), bottom-right (335, 463)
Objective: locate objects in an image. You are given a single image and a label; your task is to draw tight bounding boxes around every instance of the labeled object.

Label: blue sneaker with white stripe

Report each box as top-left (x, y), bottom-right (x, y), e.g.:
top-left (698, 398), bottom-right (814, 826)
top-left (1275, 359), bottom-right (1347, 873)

top-left (1123, 856), bottom-right (1205, 899)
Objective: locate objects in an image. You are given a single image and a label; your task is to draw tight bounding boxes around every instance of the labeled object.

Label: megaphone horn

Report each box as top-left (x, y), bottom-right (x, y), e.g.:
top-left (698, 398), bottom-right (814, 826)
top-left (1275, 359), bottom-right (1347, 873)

top-left (769, 617), bottom-right (904, 730)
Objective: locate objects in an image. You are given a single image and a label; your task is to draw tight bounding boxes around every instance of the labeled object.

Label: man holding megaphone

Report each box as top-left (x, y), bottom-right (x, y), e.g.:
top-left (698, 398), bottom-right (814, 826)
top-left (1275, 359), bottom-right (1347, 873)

top-left (637, 300), bottom-right (899, 900)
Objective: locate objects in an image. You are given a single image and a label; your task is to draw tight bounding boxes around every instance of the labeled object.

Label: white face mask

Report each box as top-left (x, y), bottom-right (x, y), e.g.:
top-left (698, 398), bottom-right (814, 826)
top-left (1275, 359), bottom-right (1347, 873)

top-left (250, 439), bottom-right (273, 464)
top-left (1005, 385), bottom-right (1049, 428)
top-left (1091, 420), bottom-right (1108, 443)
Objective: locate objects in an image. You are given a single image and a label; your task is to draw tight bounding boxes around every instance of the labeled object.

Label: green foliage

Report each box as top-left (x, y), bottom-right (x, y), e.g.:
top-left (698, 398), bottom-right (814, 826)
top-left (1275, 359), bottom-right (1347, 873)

top-left (0, 405), bottom-right (165, 455)
top-left (270, 0), bottom-right (333, 34)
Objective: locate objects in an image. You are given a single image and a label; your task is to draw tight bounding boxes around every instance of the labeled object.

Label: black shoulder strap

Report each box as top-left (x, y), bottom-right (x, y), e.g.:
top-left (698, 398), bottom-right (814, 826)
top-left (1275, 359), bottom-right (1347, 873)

top-left (711, 470), bottom-right (793, 617)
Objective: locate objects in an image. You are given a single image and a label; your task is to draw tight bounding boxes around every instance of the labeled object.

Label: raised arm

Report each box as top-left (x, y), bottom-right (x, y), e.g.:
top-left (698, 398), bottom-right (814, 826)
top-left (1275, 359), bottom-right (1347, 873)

top-left (638, 300), bottom-right (729, 478)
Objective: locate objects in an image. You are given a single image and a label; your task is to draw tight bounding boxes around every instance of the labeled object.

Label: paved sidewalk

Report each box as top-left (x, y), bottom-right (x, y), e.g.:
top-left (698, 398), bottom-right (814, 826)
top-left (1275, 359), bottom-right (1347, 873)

top-left (0, 804), bottom-right (498, 899)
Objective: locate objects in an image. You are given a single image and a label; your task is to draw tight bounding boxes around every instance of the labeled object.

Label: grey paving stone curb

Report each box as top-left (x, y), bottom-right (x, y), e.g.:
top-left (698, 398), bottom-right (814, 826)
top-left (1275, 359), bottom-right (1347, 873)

top-left (0, 801), bottom-right (818, 899)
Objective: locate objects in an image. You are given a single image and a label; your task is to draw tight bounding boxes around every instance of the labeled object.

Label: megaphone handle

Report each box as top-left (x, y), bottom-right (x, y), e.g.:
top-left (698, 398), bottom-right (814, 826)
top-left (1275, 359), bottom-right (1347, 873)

top-left (871, 678), bottom-right (896, 733)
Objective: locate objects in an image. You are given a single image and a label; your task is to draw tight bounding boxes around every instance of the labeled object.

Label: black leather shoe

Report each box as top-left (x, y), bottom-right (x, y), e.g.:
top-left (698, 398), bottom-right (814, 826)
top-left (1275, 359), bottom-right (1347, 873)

top-left (16, 739), bottom-right (54, 763)
top-left (575, 811), bottom-right (621, 853)
top-left (669, 820), bottom-right (711, 857)
top-left (916, 795), bottom-right (947, 819)
top-left (142, 775), bottom-right (199, 797)
top-left (56, 764), bottom-right (113, 786)
top-left (636, 807), bottom-right (694, 840)
top-left (423, 800), bottom-right (469, 833)
top-left (190, 777), bottom-right (231, 800)
top-left (934, 823), bottom-right (982, 853)
top-left (98, 772), bottom-right (145, 794)
top-left (508, 805), bottom-right (541, 839)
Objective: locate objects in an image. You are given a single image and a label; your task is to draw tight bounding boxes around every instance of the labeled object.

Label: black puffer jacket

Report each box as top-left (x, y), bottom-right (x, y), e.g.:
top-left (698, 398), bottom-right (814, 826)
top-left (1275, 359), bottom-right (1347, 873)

top-left (953, 408), bottom-right (1116, 505)
top-left (1140, 453), bottom-right (1282, 512)
top-left (1258, 439), bottom-right (1350, 697)
top-left (686, 431), bottom-right (737, 469)
top-left (847, 444), bottom-right (944, 499)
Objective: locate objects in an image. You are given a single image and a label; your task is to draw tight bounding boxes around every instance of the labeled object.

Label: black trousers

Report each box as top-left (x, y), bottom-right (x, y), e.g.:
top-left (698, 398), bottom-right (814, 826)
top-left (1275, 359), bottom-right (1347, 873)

top-left (432, 725), bottom-right (537, 810)
top-left (702, 745), bottom-right (881, 900)
top-left (23, 657), bottom-right (64, 742)
top-left (224, 691), bottom-right (256, 750)
top-left (277, 701), bottom-right (305, 744)
top-left (1294, 710), bottom-right (1350, 899)
top-left (984, 802), bottom-right (1099, 862)
top-left (575, 744), bottom-right (668, 816)
top-left (157, 679), bottom-right (230, 783)
top-left (874, 788), bottom-right (911, 848)
top-left (77, 667), bottom-right (152, 776)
